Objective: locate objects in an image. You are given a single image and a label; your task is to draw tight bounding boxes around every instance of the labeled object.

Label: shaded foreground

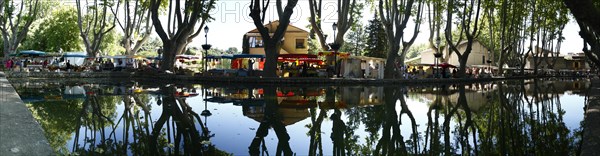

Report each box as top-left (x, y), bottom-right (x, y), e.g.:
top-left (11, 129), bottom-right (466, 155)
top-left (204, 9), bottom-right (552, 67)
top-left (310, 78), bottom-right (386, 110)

top-left (0, 72), bottom-right (53, 155)
top-left (9, 78), bottom-right (592, 155)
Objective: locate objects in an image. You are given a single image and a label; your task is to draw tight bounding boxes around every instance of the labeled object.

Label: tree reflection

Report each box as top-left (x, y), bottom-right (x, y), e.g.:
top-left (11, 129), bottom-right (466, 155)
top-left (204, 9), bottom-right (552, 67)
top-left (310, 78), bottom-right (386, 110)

top-left (307, 103), bottom-right (327, 156)
top-left (148, 86), bottom-right (218, 155)
top-left (374, 87), bottom-right (416, 155)
top-left (60, 85), bottom-right (222, 155)
top-left (26, 99), bottom-right (84, 154)
top-left (416, 81), bottom-right (580, 155)
top-left (363, 81), bottom-right (582, 155)
top-left (248, 86), bottom-right (293, 156)
top-left (21, 80), bottom-right (585, 155)
top-left (71, 90), bottom-right (118, 154)
top-left (112, 93), bottom-right (153, 155)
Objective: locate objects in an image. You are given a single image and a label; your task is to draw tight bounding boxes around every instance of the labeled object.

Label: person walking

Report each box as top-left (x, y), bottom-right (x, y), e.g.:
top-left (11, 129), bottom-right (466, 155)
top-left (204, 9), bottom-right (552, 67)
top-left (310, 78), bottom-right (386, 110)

top-left (66, 60), bottom-right (72, 72)
top-left (4, 59), bottom-right (12, 70)
top-left (43, 60), bottom-right (48, 68)
top-left (15, 59), bottom-right (22, 72)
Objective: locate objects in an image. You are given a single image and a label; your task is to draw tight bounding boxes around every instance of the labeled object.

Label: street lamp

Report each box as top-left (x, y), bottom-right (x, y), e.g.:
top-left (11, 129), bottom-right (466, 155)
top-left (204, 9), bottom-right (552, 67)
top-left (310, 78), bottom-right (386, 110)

top-left (201, 88), bottom-right (212, 117)
top-left (434, 53), bottom-right (442, 78)
top-left (434, 37), bottom-right (442, 78)
top-left (487, 50), bottom-right (492, 76)
top-left (155, 47), bottom-right (162, 68)
top-left (202, 26), bottom-right (212, 72)
top-left (330, 22), bottom-right (341, 78)
top-left (200, 86), bottom-right (212, 149)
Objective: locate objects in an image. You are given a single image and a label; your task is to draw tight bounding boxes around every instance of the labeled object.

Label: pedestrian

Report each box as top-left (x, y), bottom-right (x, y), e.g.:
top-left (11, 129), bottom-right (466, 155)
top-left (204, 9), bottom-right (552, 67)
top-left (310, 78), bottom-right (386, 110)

top-left (43, 60), bottom-right (48, 68)
top-left (66, 60), bottom-right (72, 72)
top-left (23, 59), bottom-right (28, 68)
top-left (15, 59), bottom-right (22, 71)
top-left (4, 59), bottom-right (12, 70)
top-left (9, 59), bottom-right (14, 69)
top-left (452, 68), bottom-right (458, 78)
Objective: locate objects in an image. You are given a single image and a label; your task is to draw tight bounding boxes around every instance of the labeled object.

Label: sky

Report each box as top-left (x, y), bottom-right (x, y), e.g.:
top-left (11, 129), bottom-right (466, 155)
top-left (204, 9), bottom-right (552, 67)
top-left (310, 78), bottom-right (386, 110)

top-left (191, 0), bottom-right (584, 54)
top-left (58, 0), bottom-right (584, 54)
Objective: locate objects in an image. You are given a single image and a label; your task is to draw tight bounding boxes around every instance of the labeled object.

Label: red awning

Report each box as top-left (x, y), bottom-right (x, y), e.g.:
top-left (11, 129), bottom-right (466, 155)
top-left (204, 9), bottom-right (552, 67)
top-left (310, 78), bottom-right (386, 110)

top-left (318, 51), bottom-right (350, 57)
top-left (277, 91), bottom-right (296, 97)
top-left (431, 62), bottom-right (457, 68)
top-left (279, 54), bottom-right (318, 59)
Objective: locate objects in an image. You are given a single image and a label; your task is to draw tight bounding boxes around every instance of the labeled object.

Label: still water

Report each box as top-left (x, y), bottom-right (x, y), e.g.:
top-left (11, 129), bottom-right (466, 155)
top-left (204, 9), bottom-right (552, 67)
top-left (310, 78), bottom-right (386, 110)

top-left (11, 79), bottom-right (588, 155)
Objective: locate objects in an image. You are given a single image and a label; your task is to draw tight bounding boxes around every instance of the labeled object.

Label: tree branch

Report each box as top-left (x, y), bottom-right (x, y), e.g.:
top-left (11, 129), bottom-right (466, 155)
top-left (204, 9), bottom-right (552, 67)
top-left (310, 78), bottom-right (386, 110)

top-left (150, 0), bottom-right (169, 42)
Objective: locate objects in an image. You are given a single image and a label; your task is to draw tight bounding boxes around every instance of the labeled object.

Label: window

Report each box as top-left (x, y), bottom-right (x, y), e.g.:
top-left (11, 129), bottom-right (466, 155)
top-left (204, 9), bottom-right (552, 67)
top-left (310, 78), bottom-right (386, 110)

top-left (249, 37), bottom-right (263, 48)
top-left (482, 56), bottom-right (485, 64)
top-left (296, 39), bottom-right (305, 49)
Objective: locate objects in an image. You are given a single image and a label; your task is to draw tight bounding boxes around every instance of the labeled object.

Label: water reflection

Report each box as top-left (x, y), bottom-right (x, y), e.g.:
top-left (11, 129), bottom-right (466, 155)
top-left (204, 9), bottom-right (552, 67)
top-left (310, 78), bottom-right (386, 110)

top-left (12, 79), bottom-right (588, 155)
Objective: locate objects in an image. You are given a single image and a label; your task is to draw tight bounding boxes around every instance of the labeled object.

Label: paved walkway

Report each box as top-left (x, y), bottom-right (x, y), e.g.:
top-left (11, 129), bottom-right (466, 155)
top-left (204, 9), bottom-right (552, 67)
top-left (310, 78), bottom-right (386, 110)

top-left (0, 72), bottom-right (53, 155)
top-left (583, 82), bottom-right (600, 156)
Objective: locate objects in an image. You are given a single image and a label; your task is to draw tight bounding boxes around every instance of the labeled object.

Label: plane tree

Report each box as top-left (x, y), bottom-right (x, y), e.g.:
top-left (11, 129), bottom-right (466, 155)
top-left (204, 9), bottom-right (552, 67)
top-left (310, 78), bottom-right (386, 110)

top-left (0, 0), bottom-right (40, 60)
top-left (148, 0), bottom-right (216, 71)
top-left (76, 0), bottom-right (117, 58)
top-left (307, 0), bottom-right (359, 51)
top-left (426, 0), bottom-right (446, 61)
top-left (378, 0), bottom-right (424, 78)
top-left (563, 0), bottom-right (600, 68)
top-left (443, 0), bottom-right (482, 78)
top-left (248, 0), bottom-right (299, 77)
top-left (111, 0), bottom-right (153, 56)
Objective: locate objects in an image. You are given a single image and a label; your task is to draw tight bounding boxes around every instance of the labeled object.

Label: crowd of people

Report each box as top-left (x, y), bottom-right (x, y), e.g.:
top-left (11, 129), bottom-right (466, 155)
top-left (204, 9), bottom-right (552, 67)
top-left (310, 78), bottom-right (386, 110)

top-left (3, 58), bottom-right (68, 72)
top-left (397, 65), bottom-right (495, 79)
top-left (2, 57), bottom-right (160, 73)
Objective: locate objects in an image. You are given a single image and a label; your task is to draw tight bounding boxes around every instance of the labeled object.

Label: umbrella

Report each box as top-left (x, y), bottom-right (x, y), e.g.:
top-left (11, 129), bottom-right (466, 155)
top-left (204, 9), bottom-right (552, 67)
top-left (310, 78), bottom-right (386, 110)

top-left (63, 54), bottom-right (88, 58)
top-left (232, 54), bottom-right (265, 59)
top-left (18, 50), bottom-right (46, 56)
top-left (146, 56), bottom-right (162, 60)
top-left (131, 55), bottom-right (145, 59)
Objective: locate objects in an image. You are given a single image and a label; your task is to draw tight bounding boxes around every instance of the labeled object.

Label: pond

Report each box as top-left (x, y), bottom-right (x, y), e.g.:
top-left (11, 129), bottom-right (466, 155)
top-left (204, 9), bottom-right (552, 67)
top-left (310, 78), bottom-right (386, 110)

top-left (11, 79), bottom-right (589, 155)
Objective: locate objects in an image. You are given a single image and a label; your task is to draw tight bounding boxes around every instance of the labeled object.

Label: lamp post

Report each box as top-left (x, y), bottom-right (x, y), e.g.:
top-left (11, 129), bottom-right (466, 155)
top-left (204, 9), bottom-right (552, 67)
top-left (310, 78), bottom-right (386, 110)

top-left (434, 37), bottom-right (442, 78)
top-left (155, 47), bottom-right (162, 68)
top-left (201, 88), bottom-right (212, 117)
top-left (200, 86), bottom-right (212, 149)
top-left (487, 50), bottom-right (492, 76)
top-left (202, 26), bottom-right (212, 72)
top-left (330, 22), bottom-right (340, 78)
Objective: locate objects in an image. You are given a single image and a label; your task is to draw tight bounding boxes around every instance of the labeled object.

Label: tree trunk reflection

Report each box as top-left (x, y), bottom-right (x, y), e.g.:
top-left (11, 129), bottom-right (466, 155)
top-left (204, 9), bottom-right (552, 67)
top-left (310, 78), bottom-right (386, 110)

top-left (248, 86), bottom-right (293, 156)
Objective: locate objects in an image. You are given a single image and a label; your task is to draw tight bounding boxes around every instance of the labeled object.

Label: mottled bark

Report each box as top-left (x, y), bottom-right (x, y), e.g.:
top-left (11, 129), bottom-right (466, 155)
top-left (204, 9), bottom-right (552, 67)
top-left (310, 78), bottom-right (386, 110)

top-left (149, 0), bottom-right (216, 71)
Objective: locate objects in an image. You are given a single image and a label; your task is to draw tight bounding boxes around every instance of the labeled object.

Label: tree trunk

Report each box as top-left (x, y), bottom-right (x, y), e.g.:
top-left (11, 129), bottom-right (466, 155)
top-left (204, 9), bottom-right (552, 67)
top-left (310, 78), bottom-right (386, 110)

top-left (457, 45), bottom-right (473, 78)
top-left (384, 44), bottom-right (400, 79)
top-left (160, 42), bottom-right (177, 71)
top-left (458, 55), bottom-right (468, 78)
top-left (263, 42), bottom-right (280, 77)
top-left (124, 38), bottom-right (133, 56)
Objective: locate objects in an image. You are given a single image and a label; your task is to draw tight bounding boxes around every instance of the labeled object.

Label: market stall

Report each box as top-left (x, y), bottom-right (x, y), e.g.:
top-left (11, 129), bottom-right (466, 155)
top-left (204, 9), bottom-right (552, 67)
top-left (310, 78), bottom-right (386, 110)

top-left (339, 56), bottom-right (386, 79)
top-left (278, 54), bottom-right (324, 77)
top-left (204, 55), bottom-right (236, 76)
top-left (318, 51), bottom-right (350, 77)
top-left (230, 54), bottom-right (265, 76)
